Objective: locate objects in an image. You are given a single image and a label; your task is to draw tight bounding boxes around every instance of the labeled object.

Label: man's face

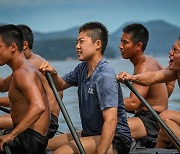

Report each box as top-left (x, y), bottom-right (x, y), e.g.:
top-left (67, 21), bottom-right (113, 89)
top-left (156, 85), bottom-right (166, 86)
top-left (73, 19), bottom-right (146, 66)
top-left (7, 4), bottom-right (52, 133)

top-left (169, 40), bottom-right (180, 71)
top-left (0, 37), bottom-right (11, 66)
top-left (119, 32), bottom-right (137, 59)
top-left (23, 49), bottom-right (32, 59)
top-left (23, 41), bottom-right (32, 59)
top-left (76, 31), bottom-right (97, 61)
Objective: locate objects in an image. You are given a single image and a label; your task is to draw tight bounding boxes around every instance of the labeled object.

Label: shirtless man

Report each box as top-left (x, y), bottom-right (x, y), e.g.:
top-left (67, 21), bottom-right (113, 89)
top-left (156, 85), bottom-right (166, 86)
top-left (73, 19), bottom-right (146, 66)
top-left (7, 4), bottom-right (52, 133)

top-left (0, 24), bottom-right (50, 153)
top-left (0, 24), bottom-right (62, 139)
top-left (116, 23), bottom-right (174, 143)
top-left (117, 36), bottom-right (180, 149)
top-left (18, 24), bottom-right (62, 139)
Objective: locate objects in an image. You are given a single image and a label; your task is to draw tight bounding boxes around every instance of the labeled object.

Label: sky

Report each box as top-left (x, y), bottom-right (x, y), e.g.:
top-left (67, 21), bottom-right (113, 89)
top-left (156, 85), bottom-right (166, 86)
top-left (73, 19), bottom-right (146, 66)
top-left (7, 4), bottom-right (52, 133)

top-left (0, 0), bottom-right (180, 33)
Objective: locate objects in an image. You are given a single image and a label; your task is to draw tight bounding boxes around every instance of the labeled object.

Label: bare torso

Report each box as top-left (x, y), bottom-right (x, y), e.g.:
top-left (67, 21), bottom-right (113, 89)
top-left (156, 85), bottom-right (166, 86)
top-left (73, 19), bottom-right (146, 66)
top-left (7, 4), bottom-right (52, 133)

top-left (134, 55), bottom-right (168, 113)
top-left (8, 61), bottom-right (50, 135)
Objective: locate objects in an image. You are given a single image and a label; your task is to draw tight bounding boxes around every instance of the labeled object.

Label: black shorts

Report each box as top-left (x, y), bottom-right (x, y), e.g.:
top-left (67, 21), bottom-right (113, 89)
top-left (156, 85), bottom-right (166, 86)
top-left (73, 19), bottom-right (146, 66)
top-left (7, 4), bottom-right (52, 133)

top-left (135, 110), bottom-right (160, 137)
top-left (4, 128), bottom-right (48, 154)
top-left (47, 113), bottom-right (59, 139)
top-left (112, 133), bottom-right (132, 154)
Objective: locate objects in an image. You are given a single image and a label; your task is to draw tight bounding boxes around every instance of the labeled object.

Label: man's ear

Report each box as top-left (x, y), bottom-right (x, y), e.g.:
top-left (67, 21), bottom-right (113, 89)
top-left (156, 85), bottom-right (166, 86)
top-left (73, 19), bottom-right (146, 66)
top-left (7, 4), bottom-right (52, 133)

top-left (136, 42), bottom-right (143, 51)
top-left (23, 41), bottom-right (28, 50)
top-left (96, 40), bottom-right (102, 51)
top-left (10, 42), bottom-right (17, 54)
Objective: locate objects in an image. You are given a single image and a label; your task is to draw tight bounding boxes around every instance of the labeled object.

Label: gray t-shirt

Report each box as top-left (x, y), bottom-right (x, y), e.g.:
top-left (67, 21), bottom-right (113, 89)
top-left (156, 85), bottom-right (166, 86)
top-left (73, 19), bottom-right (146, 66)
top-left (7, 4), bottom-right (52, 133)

top-left (62, 58), bottom-right (130, 139)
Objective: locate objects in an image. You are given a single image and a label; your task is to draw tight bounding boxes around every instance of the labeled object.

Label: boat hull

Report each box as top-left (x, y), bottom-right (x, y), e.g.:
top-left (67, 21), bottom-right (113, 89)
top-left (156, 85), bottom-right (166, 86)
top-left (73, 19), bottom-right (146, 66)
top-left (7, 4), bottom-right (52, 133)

top-left (130, 148), bottom-right (179, 154)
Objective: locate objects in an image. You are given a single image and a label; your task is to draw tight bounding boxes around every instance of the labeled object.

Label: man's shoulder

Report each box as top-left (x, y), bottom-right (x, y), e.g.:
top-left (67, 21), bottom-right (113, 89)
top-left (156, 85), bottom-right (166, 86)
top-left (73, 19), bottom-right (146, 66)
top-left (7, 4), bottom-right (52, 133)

top-left (145, 55), bottom-right (162, 65)
top-left (31, 54), bottom-right (46, 63)
top-left (95, 64), bottom-right (117, 83)
top-left (12, 64), bottom-right (38, 88)
top-left (135, 55), bottom-right (162, 73)
top-left (33, 54), bottom-right (45, 60)
top-left (98, 64), bottom-right (115, 77)
top-left (18, 62), bottom-right (37, 76)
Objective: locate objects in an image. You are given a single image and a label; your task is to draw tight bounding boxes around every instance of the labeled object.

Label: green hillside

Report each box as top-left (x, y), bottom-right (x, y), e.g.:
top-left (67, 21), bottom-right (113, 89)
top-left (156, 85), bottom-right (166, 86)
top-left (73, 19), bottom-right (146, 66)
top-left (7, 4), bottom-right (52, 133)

top-left (33, 38), bottom-right (116, 60)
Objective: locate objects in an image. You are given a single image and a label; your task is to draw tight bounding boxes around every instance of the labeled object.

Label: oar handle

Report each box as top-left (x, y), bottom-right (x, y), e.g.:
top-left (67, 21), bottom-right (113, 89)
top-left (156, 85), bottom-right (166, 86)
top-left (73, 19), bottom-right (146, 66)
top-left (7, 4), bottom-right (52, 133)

top-left (0, 130), bottom-right (11, 154)
top-left (124, 81), bottom-right (180, 150)
top-left (0, 106), bottom-right (10, 114)
top-left (0, 106), bottom-right (11, 153)
top-left (45, 72), bottom-right (86, 154)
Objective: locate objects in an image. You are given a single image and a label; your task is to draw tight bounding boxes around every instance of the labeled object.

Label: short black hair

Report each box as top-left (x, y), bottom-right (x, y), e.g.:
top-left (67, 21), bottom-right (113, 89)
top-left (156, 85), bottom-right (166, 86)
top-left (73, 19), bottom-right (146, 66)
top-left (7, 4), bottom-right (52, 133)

top-left (79, 21), bottom-right (108, 54)
top-left (17, 24), bottom-right (34, 49)
top-left (0, 24), bottom-right (23, 52)
top-left (123, 23), bottom-right (149, 52)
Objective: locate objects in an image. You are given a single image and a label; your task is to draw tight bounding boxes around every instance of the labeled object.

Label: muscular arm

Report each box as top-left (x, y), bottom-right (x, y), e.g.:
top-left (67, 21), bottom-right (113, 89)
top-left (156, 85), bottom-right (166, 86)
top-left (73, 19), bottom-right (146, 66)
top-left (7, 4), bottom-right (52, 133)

top-left (166, 80), bottom-right (175, 98)
top-left (0, 75), bottom-right (12, 92)
top-left (0, 97), bottom-right (10, 107)
top-left (124, 65), bottom-right (151, 111)
top-left (96, 107), bottom-right (117, 154)
top-left (156, 62), bottom-right (175, 98)
top-left (131, 67), bottom-right (177, 86)
top-left (124, 83), bottom-right (149, 111)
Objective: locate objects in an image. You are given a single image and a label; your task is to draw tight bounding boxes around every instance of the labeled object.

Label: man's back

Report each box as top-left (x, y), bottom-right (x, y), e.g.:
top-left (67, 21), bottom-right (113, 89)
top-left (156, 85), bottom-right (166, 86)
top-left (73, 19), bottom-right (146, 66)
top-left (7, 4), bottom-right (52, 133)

top-left (28, 53), bottom-right (60, 117)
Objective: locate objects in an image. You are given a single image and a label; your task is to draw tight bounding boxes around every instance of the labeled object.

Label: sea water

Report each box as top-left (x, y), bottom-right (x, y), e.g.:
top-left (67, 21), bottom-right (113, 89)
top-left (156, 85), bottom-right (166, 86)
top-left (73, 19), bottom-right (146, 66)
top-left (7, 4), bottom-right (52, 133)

top-left (0, 56), bottom-right (179, 133)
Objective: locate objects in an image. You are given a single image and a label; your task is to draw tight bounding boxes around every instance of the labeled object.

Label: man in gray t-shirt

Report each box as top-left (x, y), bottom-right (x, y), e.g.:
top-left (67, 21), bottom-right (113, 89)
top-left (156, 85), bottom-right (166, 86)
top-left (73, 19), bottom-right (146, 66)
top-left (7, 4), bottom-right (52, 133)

top-left (40, 22), bottom-right (131, 154)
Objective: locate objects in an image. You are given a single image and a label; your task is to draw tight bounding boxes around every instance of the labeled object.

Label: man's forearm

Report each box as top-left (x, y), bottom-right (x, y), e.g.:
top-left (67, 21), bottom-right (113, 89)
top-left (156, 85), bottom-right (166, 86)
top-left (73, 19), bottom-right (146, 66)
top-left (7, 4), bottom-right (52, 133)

top-left (131, 72), bottom-right (156, 86)
top-left (0, 75), bottom-right (12, 92)
top-left (51, 73), bottom-right (65, 91)
top-left (0, 97), bottom-right (10, 107)
top-left (96, 119), bottom-right (116, 153)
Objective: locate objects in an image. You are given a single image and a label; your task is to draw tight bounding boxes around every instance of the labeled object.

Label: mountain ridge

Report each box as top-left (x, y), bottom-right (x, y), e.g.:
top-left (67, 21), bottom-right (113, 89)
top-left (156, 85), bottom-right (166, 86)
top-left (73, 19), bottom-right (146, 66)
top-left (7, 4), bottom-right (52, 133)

top-left (1, 20), bottom-right (180, 60)
top-left (109, 20), bottom-right (180, 56)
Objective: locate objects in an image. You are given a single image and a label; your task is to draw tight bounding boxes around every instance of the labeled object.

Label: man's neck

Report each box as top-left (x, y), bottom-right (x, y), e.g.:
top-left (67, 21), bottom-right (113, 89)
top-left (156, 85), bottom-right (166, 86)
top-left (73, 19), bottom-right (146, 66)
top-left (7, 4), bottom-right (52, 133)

top-left (24, 49), bottom-right (33, 59)
top-left (87, 55), bottom-right (102, 77)
top-left (130, 53), bottom-right (144, 66)
top-left (9, 52), bottom-right (25, 72)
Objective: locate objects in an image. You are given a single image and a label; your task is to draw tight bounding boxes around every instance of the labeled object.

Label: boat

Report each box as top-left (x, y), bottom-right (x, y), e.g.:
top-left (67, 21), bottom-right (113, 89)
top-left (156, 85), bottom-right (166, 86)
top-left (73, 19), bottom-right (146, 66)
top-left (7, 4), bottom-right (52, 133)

top-left (130, 148), bottom-right (179, 154)
top-left (129, 137), bottom-right (179, 154)
top-left (43, 139), bottom-right (180, 154)
top-left (43, 138), bottom-right (180, 154)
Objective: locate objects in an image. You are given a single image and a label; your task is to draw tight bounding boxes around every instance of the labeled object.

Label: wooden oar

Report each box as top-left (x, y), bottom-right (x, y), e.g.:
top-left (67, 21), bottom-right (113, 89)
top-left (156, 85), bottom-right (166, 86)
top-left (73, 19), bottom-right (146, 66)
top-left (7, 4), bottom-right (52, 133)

top-left (124, 81), bottom-right (180, 151)
top-left (45, 72), bottom-right (86, 154)
top-left (0, 106), bottom-right (10, 114)
top-left (0, 130), bottom-right (11, 154)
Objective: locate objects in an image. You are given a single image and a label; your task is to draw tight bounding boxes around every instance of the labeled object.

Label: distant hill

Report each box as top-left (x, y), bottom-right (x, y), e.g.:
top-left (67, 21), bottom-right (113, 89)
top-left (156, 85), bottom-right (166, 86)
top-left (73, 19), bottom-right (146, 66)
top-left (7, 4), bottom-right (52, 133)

top-left (109, 20), bottom-right (180, 56)
top-left (34, 26), bottom-right (79, 40)
top-left (33, 20), bottom-right (180, 59)
top-left (0, 20), bottom-right (180, 60)
top-left (33, 27), bottom-right (116, 60)
top-left (33, 37), bottom-right (116, 60)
